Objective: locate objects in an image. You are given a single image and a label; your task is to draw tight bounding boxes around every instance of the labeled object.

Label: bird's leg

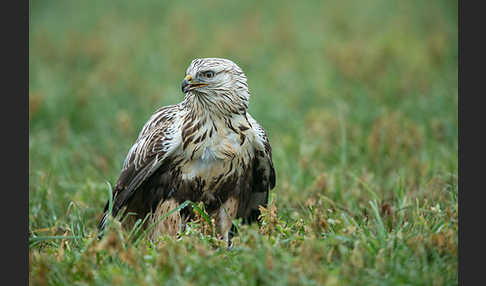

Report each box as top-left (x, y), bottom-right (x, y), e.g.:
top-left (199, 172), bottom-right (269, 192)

top-left (215, 197), bottom-right (239, 245)
top-left (148, 199), bottom-right (181, 241)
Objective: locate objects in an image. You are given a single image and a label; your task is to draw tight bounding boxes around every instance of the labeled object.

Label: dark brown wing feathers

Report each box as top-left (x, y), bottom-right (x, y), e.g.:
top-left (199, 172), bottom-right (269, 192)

top-left (98, 108), bottom-right (276, 237)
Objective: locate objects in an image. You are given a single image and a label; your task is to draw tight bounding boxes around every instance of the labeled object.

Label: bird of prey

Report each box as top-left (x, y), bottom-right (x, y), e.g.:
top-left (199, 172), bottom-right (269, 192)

top-left (98, 58), bottom-right (276, 243)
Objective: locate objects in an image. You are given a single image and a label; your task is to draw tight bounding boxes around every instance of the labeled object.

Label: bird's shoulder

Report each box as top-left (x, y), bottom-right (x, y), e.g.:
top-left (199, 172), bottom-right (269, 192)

top-left (244, 113), bottom-right (272, 155)
top-left (137, 104), bottom-right (184, 138)
top-left (122, 103), bottom-right (184, 171)
top-left (244, 113), bottom-right (275, 190)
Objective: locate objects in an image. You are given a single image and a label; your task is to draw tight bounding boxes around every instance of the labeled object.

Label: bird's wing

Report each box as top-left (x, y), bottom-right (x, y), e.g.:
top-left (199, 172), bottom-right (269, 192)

top-left (98, 105), bottom-right (182, 231)
top-left (241, 114), bottom-right (276, 222)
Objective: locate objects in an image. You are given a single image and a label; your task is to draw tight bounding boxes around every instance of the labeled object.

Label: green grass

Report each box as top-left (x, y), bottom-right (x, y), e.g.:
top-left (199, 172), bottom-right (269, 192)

top-left (29, 0), bottom-right (458, 285)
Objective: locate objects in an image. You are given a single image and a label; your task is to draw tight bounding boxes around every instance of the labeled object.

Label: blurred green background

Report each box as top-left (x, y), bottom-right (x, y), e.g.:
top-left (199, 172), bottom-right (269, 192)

top-left (30, 0), bottom-right (457, 285)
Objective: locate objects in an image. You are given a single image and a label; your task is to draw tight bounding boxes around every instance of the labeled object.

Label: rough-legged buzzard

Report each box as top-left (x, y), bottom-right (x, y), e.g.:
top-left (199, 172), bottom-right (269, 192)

top-left (98, 58), bottom-right (276, 243)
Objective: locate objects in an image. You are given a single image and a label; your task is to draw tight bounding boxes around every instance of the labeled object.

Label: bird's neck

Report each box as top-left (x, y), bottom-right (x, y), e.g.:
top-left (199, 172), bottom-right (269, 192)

top-left (182, 91), bottom-right (248, 119)
top-left (180, 93), bottom-right (249, 155)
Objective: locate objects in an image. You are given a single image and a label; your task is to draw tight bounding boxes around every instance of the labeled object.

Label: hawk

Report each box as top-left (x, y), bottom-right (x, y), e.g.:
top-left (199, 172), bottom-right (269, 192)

top-left (98, 58), bottom-right (276, 243)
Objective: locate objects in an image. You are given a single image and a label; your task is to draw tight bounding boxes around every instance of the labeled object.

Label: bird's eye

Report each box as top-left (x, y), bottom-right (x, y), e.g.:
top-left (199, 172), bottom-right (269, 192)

top-left (202, 71), bottom-right (214, 79)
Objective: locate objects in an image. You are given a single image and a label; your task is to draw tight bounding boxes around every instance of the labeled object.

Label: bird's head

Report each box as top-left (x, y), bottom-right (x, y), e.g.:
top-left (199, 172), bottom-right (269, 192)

top-left (181, 58), bottom-right (250, 114)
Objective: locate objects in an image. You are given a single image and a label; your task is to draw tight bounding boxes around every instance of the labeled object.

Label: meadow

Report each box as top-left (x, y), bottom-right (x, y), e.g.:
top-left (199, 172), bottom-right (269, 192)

top-left (29, 0), bottom-right (458, 285)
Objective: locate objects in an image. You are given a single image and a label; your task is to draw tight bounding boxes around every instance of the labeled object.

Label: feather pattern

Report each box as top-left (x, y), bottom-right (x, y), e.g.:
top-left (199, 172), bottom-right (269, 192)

top-left (98, 58), bottom-right (275, 242)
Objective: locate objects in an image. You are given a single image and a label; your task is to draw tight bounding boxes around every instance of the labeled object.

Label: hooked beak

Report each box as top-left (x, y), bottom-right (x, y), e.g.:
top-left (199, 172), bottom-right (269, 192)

top-left (181, 74), bottom-right (208, 94)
